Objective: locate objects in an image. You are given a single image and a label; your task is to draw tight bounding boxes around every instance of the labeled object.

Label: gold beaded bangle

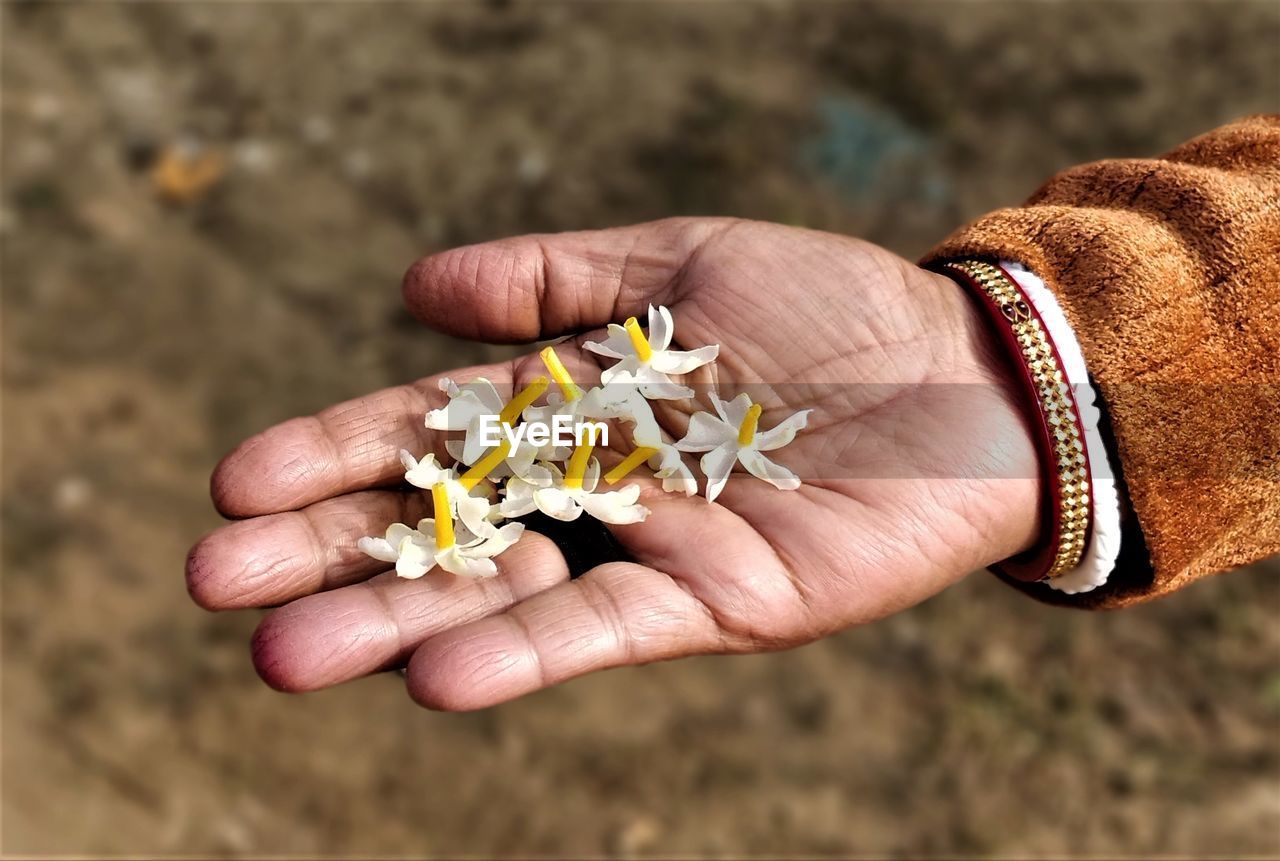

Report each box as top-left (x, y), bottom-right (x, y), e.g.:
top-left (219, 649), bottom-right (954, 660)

top-left (937, 259), bottom-right (1092, 581)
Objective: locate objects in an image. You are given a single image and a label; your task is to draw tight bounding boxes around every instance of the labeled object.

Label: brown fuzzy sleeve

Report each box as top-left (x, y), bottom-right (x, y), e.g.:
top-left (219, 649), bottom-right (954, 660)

top-left (923, 115), bottom-right (1280, 608)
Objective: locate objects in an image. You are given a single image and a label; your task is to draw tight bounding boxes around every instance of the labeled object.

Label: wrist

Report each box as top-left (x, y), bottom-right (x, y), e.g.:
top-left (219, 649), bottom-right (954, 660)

top-left (896, 264), bottom-right (1043, 568)
top-left (931, 260), bottom-right (1094, 582)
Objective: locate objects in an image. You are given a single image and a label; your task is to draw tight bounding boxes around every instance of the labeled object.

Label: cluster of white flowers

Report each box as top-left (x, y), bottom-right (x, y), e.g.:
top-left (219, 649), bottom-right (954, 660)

top-left (358, 305), bottom-right (810, 579)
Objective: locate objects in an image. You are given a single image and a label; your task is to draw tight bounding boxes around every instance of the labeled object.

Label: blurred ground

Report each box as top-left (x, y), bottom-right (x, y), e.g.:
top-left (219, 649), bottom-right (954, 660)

top-left (3, 1), bottom-right (1279, 857)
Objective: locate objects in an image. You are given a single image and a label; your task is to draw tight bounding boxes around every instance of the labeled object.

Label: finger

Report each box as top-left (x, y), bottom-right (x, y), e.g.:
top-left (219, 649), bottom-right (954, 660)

top-left (404, 562), bottom-right (724, 711)
top-left (211, 362), bottom-right (512, 518)
top-left (186, 489), bottom-right (432, 611)
top-left (251, 532), bottom-right (569, 693)
top-left (401, 217), bottom-right (739, 342)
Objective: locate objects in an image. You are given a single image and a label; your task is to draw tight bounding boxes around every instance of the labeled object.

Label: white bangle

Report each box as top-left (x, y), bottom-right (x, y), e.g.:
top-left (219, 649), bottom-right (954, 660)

top-left (1002, 261), bottom-right (1122, 594)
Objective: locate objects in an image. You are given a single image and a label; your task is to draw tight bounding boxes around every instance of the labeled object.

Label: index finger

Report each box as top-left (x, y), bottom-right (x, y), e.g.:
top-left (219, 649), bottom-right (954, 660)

top-left (210, 363), bottom-right (506, 518)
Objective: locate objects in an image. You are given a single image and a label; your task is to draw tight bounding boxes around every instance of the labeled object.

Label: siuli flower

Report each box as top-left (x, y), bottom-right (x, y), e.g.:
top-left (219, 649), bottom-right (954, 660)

top-left (675, 393), bottom-right (811, 504)
top-left (425, 376), bottom-right (548, 475)
top-left (399, 450), bottom-right (502, 539)
top-left (584, 304), bottom-right (718, 399)
top-left (530, 345), bottom-right (661, 448)
top-left (357, 485), bottom-right (524, 579)
top-left (499, 430), bottom-right (649, 524)
top-left (602, 429), bottom-right (698, 497)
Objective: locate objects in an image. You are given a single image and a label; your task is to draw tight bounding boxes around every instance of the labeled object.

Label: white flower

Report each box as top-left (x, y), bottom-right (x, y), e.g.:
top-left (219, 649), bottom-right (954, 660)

top-left (584, 305), bottom-right (718, 399)
top-left (576, 384), bottom-right (662, 445)
top-left (500, 460), bottom-right (649, 524)
top-left (533, 344), bottom-right (661, 445)
top-left (627, 425), bottom-right (698, 496)
top-left (424, 377), bottom-right (543, 475)
top-left (399, 450), bottom-right (502, 539)
top-left (646, 440), bottom-right (698, 496)
top-left (424, 377), bottom-right (503, 458)
top-left (357, 519), bottom-right (525, 579)
top-left (675, 393), bottom-right (811, 504)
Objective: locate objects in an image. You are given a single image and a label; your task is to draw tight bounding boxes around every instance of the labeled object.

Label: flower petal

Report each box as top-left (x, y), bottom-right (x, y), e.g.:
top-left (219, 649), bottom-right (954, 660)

top-left (386, 522), bottom-right (418, 546)
top-left (524, 463), bottom-right (558, 486)
top-left (649, 304), bottom-right (674, 352)
top-left (535, 487), bottom-right (584, 521)
top-left (628, 405), bottom-right (663, 447)
top-left (660, 469), bottom-right (698, 497)
top-left (599, 356), bottom-right (644, 386)
top-left (700, 442), bottom-right (739, 504)
top-left (435, 546), bottom-right (498, 578)
top-left (462, 414), bottom-right (506, 465)
top-left (739, 448), bottom-right (801, 491)
top-left (357, 536), bottom-right (399, 563)
top-left (395, 537), bottom-right (437, 579)
top-left (620, 364), bottom-right (672, 385)
top-left (466, 378), bottom-right (507, 413)
top-left (455, 492), bottom-right (498, 539)
top-left (579, 384), bottom-right (632, 421)
top-left (507, 440), bottom-right (540, 477)
top-left (580, 486), bottom-right (649, 524)
top-left (638, 381), bottom-right (694, 400)
top-left (498, 477), bottom-right (539, 518)
top-left (674, 411), bottom-right (735, 452)
top-left (714, 392), bottom-right (754, 429)
top-left (597, 387), bottom-right (662, 443)
top-left (753, 409), bottom-right (813, 452)
top-left (424, 378), bottom-right (503, 430)
top-left (521, 402), bottom-right (554, 428)
top-left (651, 446), bottom-right (698, 496)
top-left (395, 555), bottom-right (435, 579)
top-left (583, 324), bottom-right (633, 360)
top-left (464, 522), bottom-right (525, 559)
top-left (606, 364), bottom-right (693, 399)
top-left (632, 419), bottom-right (663, 450)
top-left (709, 393), bottom-right (729, 423)
top-left (580, 458), bottom-right (603, 494)
top-left (649, 344), bottom-right (719, 375)
top-left (402, 451), bottom-right (448, 488)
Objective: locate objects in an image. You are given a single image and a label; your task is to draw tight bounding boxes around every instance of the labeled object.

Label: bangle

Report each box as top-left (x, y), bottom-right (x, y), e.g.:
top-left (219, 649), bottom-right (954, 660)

top-left (933, 259), bottom-right (1093, 582)
top-left (1003, 261), bottom-right (1123, 594)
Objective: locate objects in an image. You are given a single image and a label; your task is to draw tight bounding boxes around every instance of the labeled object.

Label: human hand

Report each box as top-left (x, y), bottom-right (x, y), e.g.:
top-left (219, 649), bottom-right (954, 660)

top-left (186, 218), bottom-right (1039, 710)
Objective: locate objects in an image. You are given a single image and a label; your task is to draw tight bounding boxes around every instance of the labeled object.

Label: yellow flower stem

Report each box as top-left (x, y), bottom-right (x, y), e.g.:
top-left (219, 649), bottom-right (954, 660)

top-left (457, 440), bottom-right (512, 491)
top-left (603, 446), bottom-right (660, 485)
top-left (564, 427), bottom-right (598, 490)
top-left (499, 375), bottom-right (549, 426)
top-left (737, 403), bottom-right (763, 446)
top-left (539, 346), bottom-right (582, 402)
top-left (623, 316), bottom-right (653, 363)
top-left (431, 482), bottom-right (455, 550)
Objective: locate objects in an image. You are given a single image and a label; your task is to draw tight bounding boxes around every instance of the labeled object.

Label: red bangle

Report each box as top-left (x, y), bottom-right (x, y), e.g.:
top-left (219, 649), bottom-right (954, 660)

top-left (932, 259), bottom-right (1093, 582)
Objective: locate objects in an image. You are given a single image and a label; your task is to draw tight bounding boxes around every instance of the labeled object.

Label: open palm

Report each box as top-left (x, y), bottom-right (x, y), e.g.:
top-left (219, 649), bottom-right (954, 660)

top-left (187, 218), bottom-right (1039, 710)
